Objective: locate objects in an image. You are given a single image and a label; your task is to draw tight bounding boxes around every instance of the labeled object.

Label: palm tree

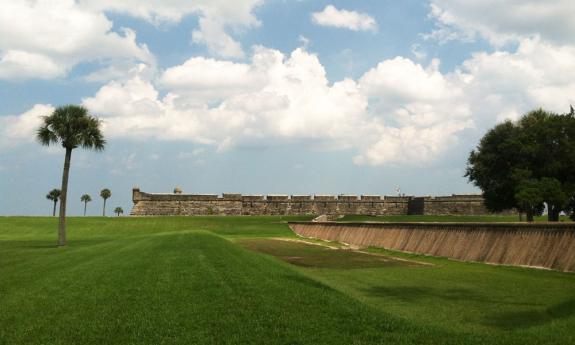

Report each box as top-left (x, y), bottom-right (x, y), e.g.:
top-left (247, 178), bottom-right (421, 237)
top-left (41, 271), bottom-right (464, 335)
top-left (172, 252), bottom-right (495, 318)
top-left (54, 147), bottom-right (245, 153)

top-left (81, 194), bottom-right (92, 216)
top-left (114, 207), bottom-right (124, 216)
top-left (100, 188), bottom-right (111, 216)
top-left (46, 189), bottom-right (61, 216)
top-left (37, 105), bottom-right (105, 246)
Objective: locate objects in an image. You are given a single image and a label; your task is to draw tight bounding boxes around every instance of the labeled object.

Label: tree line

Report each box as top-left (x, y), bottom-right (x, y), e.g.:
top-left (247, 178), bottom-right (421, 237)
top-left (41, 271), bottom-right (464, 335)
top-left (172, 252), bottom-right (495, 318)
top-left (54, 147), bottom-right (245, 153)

top-left (466, 107), bottom-right (575, 221)
top-left (46, 188), bottom-right (122, 217)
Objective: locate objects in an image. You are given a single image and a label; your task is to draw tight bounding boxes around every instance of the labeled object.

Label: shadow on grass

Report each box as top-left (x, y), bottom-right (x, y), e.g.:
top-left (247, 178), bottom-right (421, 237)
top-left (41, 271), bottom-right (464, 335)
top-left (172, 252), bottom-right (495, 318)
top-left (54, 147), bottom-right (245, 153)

top-left (363, 286), bottom-right (541, 307)
top-left (282, 274), bottom-right (332, 290)
top-left (483, 299), bottom-right (575, 330)
top-left (7, 239), bottom-right (113, 250)
top-left (238, 238), bottom-right (423, 269)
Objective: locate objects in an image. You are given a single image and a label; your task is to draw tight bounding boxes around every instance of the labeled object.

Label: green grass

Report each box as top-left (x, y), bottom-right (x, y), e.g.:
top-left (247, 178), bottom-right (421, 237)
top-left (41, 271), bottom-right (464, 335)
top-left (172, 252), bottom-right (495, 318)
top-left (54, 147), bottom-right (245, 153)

top-left (338, 214), bottom-right (572, 222)
top-left (1, 216), bottom-right (574, 344)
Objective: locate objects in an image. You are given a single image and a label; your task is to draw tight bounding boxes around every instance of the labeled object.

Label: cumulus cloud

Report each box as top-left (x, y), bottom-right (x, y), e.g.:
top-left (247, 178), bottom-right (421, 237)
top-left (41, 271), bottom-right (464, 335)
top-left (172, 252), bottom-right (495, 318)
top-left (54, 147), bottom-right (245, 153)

top-left (79, 34), bottom-right (575, 166)
top-left (5, 36), bottom-right (575, 165)
top-left (354, 57), bottom-right (473, 164)
top-left (0, 0), bottom-right (263, 80)
top-left (0, 0), bottom-right (153, 81)
top-left (457, 38), bottom-right (575, 125)
top-left (427, 0), bottom-right (575, 46)
top-left (77, 46), bottom-right (478, 165)
top-left (82, 47), bottom-right (375, 152)
top-left (82, 0), bottom-right (263, 58)
top-left (0, 104), bottom-right (55, 148)
top-left (312, 5), bottom-right (377, 32)
top-left (4, 2), bottom-right (575, 167)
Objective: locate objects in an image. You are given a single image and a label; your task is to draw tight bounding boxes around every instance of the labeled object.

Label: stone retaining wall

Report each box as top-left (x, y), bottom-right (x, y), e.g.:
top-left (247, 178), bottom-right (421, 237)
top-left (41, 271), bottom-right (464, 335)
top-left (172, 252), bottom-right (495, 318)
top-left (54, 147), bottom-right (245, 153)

top-left (288, 222), bottom-right (575, 272)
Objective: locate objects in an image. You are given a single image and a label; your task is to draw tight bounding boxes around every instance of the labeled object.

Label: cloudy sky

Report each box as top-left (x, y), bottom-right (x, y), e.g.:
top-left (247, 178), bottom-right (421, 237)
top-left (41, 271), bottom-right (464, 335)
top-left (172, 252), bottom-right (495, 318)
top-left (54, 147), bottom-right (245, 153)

top-left (1, 0), bottom-right (574, 215)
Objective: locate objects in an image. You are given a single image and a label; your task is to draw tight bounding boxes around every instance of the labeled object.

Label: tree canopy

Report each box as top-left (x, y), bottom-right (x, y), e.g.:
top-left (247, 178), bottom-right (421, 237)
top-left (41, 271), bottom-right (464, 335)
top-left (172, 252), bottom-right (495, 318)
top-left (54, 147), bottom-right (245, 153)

top-left (466, 108), bottom-right (575, 221)
top-left (46, 189), bottom-right (61, 202)
top-left (46, 189), bottom-right (61, 217)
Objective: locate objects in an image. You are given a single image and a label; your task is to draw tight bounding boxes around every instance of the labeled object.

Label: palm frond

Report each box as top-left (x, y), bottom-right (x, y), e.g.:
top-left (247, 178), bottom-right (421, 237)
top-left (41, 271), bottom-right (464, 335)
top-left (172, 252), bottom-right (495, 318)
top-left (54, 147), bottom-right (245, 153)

top-left (36, 104), bottom-right (106, 151)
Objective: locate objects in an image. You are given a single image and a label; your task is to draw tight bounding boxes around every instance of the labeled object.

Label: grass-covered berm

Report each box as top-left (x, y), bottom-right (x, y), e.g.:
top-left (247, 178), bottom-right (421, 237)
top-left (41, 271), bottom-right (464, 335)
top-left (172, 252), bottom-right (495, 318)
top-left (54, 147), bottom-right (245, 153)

top-left (1, 216), bottom-right (574, 345)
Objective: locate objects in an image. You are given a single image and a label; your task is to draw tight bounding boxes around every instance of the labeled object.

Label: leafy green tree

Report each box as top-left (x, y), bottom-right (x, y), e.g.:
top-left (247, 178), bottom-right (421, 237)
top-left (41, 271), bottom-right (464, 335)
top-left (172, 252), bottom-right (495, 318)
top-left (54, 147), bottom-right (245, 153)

top-left (465, 121), bottom-right (523, 213)
top-left (80, 194), bottom-right (92, 216)
top-left (100, 188), bottom-right (111, 216)
top-left (37, 105), bottom-right (105, 246)
top-left (467, 108), bottom-right (575, 221)
top-left (114, 207), bottom-right (124, 216)
top-left (515, 180), bottom-right (544, 222)
top-left (46, 189), bottom-right (61, 217)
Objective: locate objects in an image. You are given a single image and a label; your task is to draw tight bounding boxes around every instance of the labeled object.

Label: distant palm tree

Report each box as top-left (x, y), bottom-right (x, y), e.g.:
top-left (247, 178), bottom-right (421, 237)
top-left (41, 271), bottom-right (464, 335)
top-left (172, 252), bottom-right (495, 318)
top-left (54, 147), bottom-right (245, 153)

top-left (80, 194), bottom-right (92, 216)
top-left (114, 207), bottom-right (124, 216)
top-left (100, 188), bottom-right (111, 216)
top-left (46, 189), bottom-right (61, 216)
top-left (37, 105), bottom-right (105, 246)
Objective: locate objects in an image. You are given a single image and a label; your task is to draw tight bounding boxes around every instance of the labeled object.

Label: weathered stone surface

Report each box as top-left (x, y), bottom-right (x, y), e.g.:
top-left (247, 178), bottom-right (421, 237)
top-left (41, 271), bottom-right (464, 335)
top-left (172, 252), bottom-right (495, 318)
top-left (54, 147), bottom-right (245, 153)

top-left (131, 188), bottom-right (509, 217)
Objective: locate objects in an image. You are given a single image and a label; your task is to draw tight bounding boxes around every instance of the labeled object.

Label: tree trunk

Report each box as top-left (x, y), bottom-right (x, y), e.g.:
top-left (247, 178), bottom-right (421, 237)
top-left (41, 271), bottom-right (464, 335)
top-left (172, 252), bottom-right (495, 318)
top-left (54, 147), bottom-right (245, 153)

top-left (52, 200), bottom-right (57, 217)
top-left (526, 210), bottom-right (534, 222)
top-left (84, 201), bottom-right (87, 216)
top-left (103, 198), bottom-right (107, 217)
top-left (548, 206), bottom-right (560, 222)
top-left (58, 148), bottom-right (72, 247)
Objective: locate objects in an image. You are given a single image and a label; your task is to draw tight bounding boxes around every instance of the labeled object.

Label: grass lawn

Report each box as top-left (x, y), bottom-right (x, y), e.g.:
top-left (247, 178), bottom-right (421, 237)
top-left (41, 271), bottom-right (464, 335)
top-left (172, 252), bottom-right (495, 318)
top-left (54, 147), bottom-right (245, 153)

top-left (1, 216), bottom-right (574, 344)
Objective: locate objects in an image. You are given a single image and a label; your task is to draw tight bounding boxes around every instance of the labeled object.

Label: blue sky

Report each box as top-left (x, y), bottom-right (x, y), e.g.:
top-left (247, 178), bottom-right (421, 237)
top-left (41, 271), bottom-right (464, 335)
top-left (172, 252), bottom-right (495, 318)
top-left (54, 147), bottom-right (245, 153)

top-left (1, 0), bottom-right (574, 215)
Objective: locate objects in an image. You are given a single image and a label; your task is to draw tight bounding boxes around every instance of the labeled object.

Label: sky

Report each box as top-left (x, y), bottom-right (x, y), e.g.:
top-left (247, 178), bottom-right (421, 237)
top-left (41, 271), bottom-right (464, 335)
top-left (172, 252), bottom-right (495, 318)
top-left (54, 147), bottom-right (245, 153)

top-left (1, 0), bottom-right (575, 216)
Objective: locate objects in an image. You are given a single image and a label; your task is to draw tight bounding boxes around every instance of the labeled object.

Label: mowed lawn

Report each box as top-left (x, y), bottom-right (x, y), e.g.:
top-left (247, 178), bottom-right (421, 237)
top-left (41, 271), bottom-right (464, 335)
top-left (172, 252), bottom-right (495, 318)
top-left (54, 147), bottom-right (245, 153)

top-left (1, 217), bottom-right (574, 344)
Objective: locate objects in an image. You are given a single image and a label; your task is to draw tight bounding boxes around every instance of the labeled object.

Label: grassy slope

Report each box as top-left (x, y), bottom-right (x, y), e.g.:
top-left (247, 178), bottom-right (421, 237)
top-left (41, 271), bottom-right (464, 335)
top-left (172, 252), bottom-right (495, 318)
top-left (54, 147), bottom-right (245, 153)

top-left (1, 216), bottom-right (574, 344)
top-left (238, 238), bottom-right (575, 344)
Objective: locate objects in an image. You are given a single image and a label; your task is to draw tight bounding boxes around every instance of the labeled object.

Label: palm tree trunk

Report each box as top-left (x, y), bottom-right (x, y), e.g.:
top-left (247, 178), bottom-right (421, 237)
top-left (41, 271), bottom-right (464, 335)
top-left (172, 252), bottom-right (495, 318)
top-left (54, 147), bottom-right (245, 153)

top-left (84, 201), bottom-right (87, 216)
top-left (58, 148), bottom-right (72, 247)
top-left (103, 198), bottom-right (106, 217)
top-left (52, 200), bottom-right (57, 217)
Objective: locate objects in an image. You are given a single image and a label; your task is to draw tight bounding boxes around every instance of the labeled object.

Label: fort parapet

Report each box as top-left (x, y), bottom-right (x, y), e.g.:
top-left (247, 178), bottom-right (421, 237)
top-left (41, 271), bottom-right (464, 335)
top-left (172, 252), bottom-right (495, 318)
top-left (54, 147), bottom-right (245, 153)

top-left (131, 188), bottom-right (506, 216)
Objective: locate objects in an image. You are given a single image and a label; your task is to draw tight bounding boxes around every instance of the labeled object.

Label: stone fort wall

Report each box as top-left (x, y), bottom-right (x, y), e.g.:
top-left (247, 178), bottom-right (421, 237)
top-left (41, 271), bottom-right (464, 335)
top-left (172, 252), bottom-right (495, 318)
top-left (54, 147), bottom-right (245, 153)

top-left (130, 188), bottom-right (505, 216)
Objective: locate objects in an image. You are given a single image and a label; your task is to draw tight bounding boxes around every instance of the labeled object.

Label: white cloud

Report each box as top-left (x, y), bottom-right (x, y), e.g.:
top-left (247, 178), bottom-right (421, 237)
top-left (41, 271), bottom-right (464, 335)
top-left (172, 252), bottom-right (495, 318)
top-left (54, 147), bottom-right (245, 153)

top-left (457, 38), bottom-right (575, 126)
top-left (0, 0), bottom-right (153, 81)
top-left (312, 5), bottom-right (377, 32)
top-left (82, 47), bottom-right (376, 152)
top-left (158, 56), bottom-right (261, 100)
top-left (355, 57), bottom-right (473, 164)
top-left (0, 50), bottom-right (62, 80)
top-left (428, 0), bottom-right (575, 46)
top-left (6, 36), bottom-right (575, 166)
top-left (0, 104), bottom-right (55, 148)
top-left (82, 0), bottom-right (263, 58)
top-left (191, 17), bottom-right (246, 58)
top-left (5, 1), bottom-right (575, 168)
top-left (78, 46), bottom-right (476, 165)
top-left (0, 0), bottom-right (263, 80)
top-left (410, 44), bottom-right (427, 60)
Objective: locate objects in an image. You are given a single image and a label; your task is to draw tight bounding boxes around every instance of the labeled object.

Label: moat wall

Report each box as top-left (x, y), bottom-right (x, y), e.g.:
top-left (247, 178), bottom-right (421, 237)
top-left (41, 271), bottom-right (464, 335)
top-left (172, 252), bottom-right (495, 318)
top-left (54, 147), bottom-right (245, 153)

top-left (130, 188), bottom-right (507, 216)
top-left (289, 222), bottom-right (575, 272)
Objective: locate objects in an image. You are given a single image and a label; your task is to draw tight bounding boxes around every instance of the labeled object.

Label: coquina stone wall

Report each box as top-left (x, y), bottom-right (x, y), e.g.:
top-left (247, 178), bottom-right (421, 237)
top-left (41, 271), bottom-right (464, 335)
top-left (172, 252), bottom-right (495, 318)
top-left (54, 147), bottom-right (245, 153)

top-left (288, 222), bottom-right (575, 272)
top-left (130, 188), bottom-right (505, 216)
